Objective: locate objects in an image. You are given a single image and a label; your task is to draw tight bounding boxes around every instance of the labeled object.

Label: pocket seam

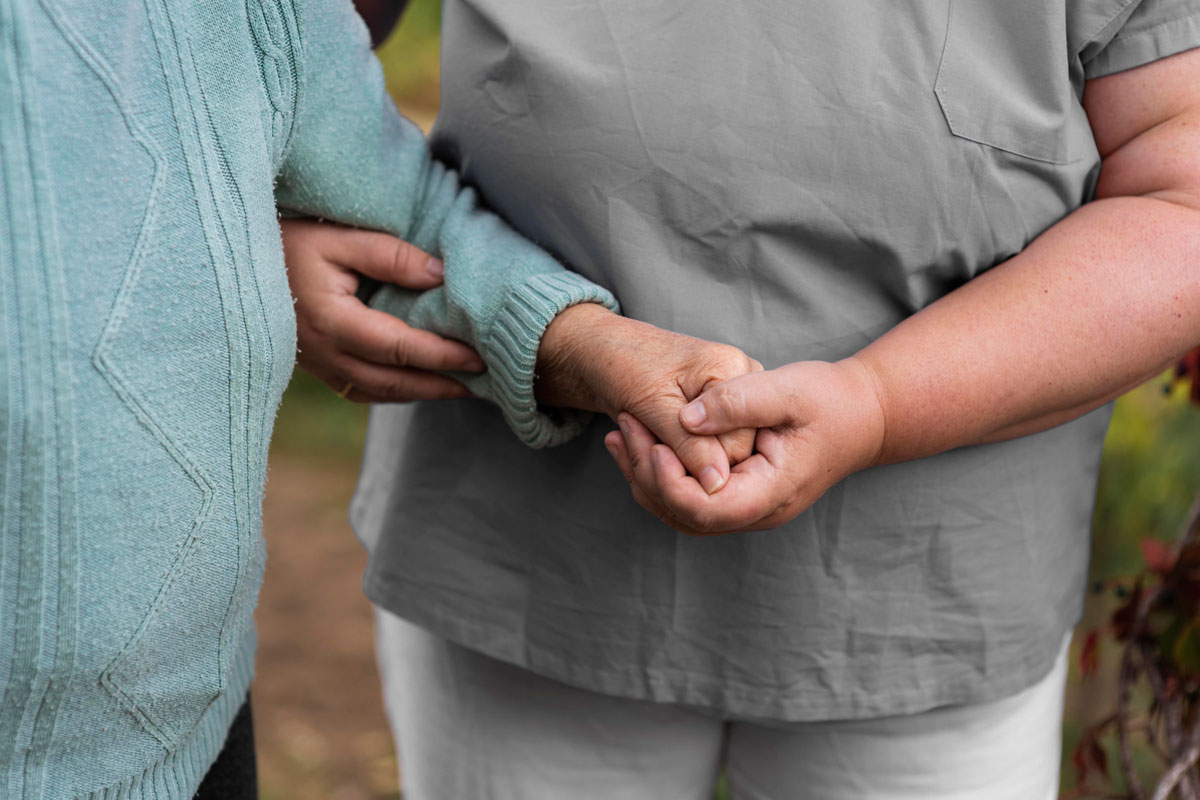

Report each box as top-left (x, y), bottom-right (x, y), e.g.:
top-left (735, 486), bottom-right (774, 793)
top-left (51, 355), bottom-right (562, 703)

top-left (933, 0), bottom-right (1086, 165)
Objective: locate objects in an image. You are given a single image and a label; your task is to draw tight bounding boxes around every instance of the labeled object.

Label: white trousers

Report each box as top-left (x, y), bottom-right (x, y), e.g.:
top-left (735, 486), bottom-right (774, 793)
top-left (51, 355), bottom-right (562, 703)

top-left (375, 610), bottom-right (1067, 800)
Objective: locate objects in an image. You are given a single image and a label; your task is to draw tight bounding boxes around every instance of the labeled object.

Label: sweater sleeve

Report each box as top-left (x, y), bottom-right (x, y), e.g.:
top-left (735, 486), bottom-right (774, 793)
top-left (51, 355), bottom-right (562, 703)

top-left (273, 0), bottom-right (618, 448)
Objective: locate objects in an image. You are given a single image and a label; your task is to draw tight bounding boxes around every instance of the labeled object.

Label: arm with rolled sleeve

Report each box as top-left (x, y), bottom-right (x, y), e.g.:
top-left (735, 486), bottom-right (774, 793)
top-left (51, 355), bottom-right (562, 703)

top-left (273, 0), bottom-right (618, 448)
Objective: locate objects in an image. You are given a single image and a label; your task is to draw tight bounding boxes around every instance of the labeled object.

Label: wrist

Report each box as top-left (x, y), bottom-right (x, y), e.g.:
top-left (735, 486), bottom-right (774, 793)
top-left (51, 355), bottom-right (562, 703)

top-left (534, 303), bottom-right (624, 412)
top-left (836, 355), bottom-right (890, 470)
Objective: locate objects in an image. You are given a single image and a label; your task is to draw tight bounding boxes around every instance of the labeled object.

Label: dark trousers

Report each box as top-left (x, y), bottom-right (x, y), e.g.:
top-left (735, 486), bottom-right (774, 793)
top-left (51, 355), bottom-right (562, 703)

top-left (194, 697), bottom-right (257, 800)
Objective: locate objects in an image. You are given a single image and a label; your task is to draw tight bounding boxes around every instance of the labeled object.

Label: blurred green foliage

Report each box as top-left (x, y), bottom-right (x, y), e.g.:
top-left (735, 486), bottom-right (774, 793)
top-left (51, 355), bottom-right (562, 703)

top-left (1060, 378), bottom-right (1200, 795)
top-left (375, 0), bottom-right (443, 114)
top-left (272, 371), bottom-right (367, 461)
top-left (1092, 379), bottom-right (1200, 579)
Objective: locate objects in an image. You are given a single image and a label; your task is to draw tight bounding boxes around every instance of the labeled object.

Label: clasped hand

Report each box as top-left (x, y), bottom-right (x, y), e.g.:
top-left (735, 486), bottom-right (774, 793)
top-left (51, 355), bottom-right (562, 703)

top-left (607, 359), bottom-right (888, 535)
top-left (283, 219), bottom-right (889, 536)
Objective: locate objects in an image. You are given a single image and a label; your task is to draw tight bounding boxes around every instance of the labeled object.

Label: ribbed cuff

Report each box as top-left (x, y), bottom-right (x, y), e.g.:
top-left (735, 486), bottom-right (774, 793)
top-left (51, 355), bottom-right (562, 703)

top-left (481, 272), bottom-right (619, 449)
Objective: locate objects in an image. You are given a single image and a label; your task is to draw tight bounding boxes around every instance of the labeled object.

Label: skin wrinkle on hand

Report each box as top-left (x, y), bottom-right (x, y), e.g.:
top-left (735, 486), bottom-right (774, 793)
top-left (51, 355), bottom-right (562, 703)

top-left (534, 303), bottom-right (757, 494)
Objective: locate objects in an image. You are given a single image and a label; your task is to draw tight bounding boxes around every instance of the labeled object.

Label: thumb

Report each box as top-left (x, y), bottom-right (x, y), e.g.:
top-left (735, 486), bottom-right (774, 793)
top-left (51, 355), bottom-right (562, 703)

top-left (679, 370), bottom-right (795, 434)
top-left (331, 228), bottom-right (445, 289)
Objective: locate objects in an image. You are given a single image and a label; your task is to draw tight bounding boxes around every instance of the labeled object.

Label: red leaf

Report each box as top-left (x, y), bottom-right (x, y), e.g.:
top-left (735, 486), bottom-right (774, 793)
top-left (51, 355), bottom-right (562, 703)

top-left (1072, 740), bottom-right (1089, 783)
top-left (1177, 347), bottom-right (1200, 405)
top-left (1089, 739), bottom-right (1110, 780)
top-left (1071, 733), bottom-right (1110, 785)
top-left (1080, 630), bottom-right (1100, 679)
top-left (1142, 539), bottom-right (1177, 575)
top-left (1111, 579), bottom-right (1145, 640)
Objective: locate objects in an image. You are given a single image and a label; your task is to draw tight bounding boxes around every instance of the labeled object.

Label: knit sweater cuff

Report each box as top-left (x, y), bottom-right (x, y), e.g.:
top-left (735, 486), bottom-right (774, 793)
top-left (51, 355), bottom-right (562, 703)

top-left (480, 272), bottom-right (619, 449)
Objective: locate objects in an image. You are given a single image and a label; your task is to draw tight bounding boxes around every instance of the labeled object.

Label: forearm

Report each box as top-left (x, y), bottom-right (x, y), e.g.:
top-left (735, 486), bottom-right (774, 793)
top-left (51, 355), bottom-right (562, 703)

top-left (275, 0), bottom-right (617, 446)
top-left (647, 51), bottom-right (1200, 535)
top-left (533, 303), bottom-right (617, 414)
top-left (856, 193), bottom-right (1200, 465)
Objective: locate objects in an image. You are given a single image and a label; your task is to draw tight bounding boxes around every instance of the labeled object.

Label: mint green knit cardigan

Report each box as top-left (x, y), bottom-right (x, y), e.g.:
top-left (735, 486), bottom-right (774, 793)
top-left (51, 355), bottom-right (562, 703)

top-left (0, 0), bottom-right (615, 796)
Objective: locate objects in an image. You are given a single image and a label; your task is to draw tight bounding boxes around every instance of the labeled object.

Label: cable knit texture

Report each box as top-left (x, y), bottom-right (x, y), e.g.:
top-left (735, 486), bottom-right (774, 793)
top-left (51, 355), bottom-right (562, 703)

top-left (0, 0), bottom-right (614, 796)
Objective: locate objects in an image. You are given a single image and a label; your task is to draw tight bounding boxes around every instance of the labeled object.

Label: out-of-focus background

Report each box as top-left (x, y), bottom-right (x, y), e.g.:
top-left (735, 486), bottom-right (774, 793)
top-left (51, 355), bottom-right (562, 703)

top-left (252, 2), bottom-right (1200, 797)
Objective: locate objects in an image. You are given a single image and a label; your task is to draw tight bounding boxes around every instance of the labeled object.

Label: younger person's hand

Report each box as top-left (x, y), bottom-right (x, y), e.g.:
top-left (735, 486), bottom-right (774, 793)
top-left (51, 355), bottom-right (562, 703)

top-left (282, 219), bottom-right (485, 402)
top-left (607, 359), bottom-right (886, 535)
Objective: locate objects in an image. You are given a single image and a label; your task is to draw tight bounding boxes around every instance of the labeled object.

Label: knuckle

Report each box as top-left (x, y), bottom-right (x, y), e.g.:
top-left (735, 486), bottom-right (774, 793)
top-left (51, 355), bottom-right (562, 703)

top-left (679, 435), bottom-right (719, 466)
top-left (390, 240), bottom-right (411, 279)
top-left (434, 346), bottom-right (460, 372)
top-left (711, 344), bottom-right (750, 374)
top-left (631, 485), bottom-right (658, 514)
top-left (437, 381), bottom-right (468, 400)
top-left (390, 335), bottom-right (414, 366)
top-left (710, 384), bottom-right (743, 420)
top-left (307, 307), bottom-right (341, 340)
top-left (692, 507), bottom-right (718, 531)
top-left (379, 379), bottom-right (416, 403)
top-left (683, 523), bottom-right (720, 538)
top-left (392, 239), bottom-right (425, 281)
top-left (721, 432), bottom-right (754, 464)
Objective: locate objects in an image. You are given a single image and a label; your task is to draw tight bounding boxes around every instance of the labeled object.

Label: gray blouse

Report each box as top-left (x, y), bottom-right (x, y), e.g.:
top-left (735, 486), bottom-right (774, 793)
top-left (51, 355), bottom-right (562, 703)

top-left (352, 0), bottom-right (1200, 720)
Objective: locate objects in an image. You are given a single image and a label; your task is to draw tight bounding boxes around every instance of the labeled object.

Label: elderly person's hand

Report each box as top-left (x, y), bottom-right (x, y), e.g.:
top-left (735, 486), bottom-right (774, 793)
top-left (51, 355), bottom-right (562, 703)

top-left (535, 303), bottom-right (760, 495)
top-left (282, 219), bottom-right (486, 402)
top-left (606, 359), bottom-right (884, 534)
top-left (283, 217), bottom-right (758, 489)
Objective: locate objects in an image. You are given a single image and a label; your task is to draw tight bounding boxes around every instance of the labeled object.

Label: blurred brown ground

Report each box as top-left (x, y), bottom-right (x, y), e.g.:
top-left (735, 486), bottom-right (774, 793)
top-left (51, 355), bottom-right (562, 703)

top-left (254, 447), bottom-right (398, 800)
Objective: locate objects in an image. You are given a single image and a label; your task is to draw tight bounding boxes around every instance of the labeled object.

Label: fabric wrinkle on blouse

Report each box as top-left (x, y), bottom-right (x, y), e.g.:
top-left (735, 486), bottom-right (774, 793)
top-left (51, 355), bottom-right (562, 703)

top-left (354, 0), bottom-right (1200, 721)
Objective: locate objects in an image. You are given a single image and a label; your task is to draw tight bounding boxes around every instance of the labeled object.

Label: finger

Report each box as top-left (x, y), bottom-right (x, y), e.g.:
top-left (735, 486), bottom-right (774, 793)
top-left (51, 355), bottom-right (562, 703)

top-left (647, 445), bottom-right (715, 534)
top-left (331, 300), bottom-right (486, 373)
top-left (297, 356), bottom-right (391, 405)
top-left (604, 429), bottom-right (636, 485)
top-left (619, 411), bottom-right (700, 523)
top-left (642, 445), bottom-right (741, 536)
top-left (656, 424), bottom-right (731, 495)
top-left (630, 401), bottom-right (732, 494)
top-left (618, 413), bottom-right (662, 496)
top-left (679, 370), bottom-right (794, 435)
top-left (648, 446), bottom-right (787, 534)
top-left (717, 428), bottom-right (756, 465)
top-left (613, 418), bottom-right (697, 532)
top-left (326, 228), bottom-right (445, 290)
top-left (334, 356), bottom-right (475, 403)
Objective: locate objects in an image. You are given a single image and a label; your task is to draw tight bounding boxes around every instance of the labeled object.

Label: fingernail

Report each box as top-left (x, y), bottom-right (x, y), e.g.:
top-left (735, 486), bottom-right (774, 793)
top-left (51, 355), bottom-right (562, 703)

top-left (426, 258), bottom-right (444, 279)
top-left (698, 466), bottom-right (725, 494)
top-left (618, 417), bottom-right (630, 437)
top-left (605, 441), bottom-right (619, 460)
top-left (681, 401), bottom-right (707, 428)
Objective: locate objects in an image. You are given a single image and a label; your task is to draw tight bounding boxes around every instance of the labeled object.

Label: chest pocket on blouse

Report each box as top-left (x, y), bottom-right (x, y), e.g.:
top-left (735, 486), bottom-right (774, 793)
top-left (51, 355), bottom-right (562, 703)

top-left (934, 0), bottom-right (1096, 164)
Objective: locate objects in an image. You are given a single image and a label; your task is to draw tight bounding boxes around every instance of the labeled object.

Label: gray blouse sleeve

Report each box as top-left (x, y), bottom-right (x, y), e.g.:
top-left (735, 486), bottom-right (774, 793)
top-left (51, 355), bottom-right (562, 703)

top-left (1082, 0), bottom-right (1200, 78)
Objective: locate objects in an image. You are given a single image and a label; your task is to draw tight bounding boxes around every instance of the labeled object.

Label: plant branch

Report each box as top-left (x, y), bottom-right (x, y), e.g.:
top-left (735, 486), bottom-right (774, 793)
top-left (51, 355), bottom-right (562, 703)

top-left (1153, 743), bottom-right (1200, 800)
top-left (1120, 646), bottom-right (1149, 800)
